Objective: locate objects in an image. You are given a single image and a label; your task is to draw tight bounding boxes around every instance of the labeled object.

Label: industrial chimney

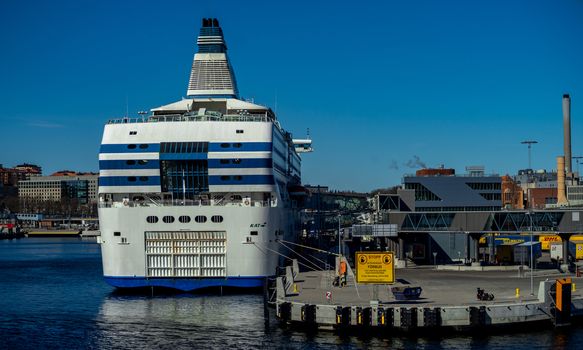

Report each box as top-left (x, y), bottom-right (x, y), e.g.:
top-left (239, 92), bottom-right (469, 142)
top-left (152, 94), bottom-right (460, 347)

top-left (563, 94), bottom-right (572, 174)
top-left (557, 156), bottom-right (568, 206)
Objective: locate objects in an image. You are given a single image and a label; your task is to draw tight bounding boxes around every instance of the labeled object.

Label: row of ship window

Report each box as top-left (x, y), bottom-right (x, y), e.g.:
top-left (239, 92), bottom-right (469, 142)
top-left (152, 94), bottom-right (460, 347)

top-left (124, 175), bottom-right (245, 182)
top-left (128, 176), bottom-right (149, 182)
top-left (125, 143), bottom-right (247, 151)
top-left (220, 142), bottom-right (242, 148)
top-left (127, 144), bottom-right (150, 149)
top-left (221, 175), bottom-right (243, 181)
top-left (126, 160), bottom-right (150, 165)
top-left (146, 215), bottom-right (224, 224)
top-left (124, 159), bottom-right (243, 166)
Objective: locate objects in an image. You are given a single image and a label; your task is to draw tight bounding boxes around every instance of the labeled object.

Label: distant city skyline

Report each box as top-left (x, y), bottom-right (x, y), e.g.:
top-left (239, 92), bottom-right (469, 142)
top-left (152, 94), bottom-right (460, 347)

top-left (1, 0), bottom-right (581, 192)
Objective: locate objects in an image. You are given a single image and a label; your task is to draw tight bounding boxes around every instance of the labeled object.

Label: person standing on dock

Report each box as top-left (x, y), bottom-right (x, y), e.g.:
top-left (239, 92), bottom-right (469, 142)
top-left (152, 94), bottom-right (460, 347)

top-left (339, 259), bottom-right (347, 287)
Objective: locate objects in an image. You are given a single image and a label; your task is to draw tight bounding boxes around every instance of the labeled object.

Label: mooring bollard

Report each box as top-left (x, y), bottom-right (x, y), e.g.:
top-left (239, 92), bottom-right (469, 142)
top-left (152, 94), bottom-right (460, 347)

top-left (515, 288), bottom-right (520, 297)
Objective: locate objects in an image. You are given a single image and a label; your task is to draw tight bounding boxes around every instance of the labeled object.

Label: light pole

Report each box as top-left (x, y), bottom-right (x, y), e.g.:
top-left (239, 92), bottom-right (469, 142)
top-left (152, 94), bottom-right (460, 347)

top-left (521, 140), bottom-right (538, 170)
top-left (527, 210), bottom-right (534, 296)
top-left (337, 213), bottom-right (342, 256)
top-left (521, 140), bottom-right (538, 209)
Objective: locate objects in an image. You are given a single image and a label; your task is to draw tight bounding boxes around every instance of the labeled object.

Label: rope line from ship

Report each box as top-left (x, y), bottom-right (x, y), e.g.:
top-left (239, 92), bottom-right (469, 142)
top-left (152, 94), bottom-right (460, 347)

top-left (277, 240), bottom-right (329, 271)
top-left (253, 239), bottom-right (363, 300)
top-left (275, 239), bottom-right (362, 299)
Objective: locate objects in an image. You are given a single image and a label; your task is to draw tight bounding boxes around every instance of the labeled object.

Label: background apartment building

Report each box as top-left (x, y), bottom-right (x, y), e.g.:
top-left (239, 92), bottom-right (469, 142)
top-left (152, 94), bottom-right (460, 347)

top-left (18, 172), bottom-right (98, 204)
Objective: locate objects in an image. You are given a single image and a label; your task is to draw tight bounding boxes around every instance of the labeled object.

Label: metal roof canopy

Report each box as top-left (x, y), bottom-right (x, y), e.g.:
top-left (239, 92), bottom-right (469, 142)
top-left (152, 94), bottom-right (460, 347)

top-left (384, 209), bottom-right (583, 234)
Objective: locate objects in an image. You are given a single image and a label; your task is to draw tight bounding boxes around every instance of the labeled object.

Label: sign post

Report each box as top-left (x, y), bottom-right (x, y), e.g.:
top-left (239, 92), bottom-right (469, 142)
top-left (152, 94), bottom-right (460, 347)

top-left (355, 251), bottom-right (395, 284)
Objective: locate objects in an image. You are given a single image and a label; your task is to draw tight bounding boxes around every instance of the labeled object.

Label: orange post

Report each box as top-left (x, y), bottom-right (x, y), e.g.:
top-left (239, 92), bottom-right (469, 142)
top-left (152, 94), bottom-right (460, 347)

top-left (556, 278), bottom-right (572, 312)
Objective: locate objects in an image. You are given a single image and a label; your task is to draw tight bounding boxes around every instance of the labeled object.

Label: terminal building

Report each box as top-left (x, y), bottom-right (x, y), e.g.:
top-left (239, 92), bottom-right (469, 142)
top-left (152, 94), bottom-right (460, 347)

top-left (402, 166), bottom-right (502, 212)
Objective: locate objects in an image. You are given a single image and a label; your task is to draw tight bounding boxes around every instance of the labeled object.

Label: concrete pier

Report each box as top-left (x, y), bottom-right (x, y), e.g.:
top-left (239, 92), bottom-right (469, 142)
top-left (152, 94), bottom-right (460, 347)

top-left (275, 262), bottom-right (583, 331)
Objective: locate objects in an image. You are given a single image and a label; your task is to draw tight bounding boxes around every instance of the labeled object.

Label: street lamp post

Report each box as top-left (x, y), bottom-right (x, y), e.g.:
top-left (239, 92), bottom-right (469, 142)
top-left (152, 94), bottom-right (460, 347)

top-left (522, 139), bottom-right (538, 295)
top-left (527, 210), bottom-right (534, 295)
top-left (338, 214), bottom-right (342, 256)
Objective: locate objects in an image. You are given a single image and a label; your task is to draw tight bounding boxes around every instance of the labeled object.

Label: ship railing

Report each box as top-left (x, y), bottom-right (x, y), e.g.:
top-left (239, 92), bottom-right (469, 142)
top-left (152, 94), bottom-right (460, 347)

top-left (98, 199), bottom-right (275, 208)
top-left (106, 113), bottom-right (272, 124)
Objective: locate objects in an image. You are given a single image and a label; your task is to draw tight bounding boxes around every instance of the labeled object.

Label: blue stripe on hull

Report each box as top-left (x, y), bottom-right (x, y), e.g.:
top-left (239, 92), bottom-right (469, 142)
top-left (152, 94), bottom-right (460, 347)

top-left (208, 142), bottom-right (272, 152)
top-left (100, 143), bottom-right (161, 153)
top-left (99, 159), bottom-right (161, 170)
top-left (208, 158), bottom-right (272, 168)
top-left (99, 176), bottom-right (161, 186)
top-left (104, 276), bottom-right (265, 291)
top-left (209, 174), bottom-right (274, 185)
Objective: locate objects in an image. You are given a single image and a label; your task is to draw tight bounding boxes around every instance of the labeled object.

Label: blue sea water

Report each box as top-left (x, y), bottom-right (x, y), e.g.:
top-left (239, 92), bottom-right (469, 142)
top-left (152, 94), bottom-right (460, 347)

top-left (0, 237), bottom-right (581, 349)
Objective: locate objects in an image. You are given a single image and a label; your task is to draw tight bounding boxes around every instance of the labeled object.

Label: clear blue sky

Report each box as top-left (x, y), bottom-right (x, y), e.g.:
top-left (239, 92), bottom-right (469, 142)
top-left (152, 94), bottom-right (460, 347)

top-left (1, 0), bottom-right (582, 192)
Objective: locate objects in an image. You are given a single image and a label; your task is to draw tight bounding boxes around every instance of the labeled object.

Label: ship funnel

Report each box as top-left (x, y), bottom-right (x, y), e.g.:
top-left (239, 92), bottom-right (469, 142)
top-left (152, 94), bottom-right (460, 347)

top-left (557, 156), bottom-right (568, 206)
top-left (563, 94), bottom-right (572, 174)
top-left (187, 18), bottom-right (239, 98)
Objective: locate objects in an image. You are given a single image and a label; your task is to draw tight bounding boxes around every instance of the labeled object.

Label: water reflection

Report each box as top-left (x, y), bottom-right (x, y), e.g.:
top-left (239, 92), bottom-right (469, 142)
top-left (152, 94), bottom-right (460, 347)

top-left (2, 238), bottom-right (583, 349)
top-left (92, 293), bottom-right (270, 349)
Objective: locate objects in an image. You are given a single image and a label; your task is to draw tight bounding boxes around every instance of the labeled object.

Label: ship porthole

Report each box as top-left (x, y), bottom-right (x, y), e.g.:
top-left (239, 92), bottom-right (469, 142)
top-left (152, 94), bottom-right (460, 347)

top-left (163, 216), bottom-right (175, 223)
top-left (146, 216), bottom-right (158, 223)
top-left (179, 216), bottom-right (191, 223)
top-left (195, 215), bottom-right (207, 223)
top-left (211, 215), bottom-right (223, 223)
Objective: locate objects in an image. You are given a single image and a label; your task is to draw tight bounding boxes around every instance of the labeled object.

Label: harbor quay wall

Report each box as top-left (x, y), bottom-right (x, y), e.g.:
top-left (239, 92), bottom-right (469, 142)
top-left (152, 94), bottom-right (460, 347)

top-left (276, 301), bottom-right (570, 329)
top-left (274, 261), bottom-right (583, 331)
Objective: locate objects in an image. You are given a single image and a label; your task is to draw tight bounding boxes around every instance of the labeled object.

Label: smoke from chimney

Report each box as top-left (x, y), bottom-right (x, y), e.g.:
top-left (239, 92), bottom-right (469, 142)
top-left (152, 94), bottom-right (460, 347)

top-left (404, 155), bottom-right (427, 169)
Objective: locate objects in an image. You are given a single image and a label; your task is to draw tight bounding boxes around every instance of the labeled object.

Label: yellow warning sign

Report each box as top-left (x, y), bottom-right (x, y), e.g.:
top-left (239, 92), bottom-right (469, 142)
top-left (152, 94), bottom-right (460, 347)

top-left (355, 251), bottom-right (395, 284)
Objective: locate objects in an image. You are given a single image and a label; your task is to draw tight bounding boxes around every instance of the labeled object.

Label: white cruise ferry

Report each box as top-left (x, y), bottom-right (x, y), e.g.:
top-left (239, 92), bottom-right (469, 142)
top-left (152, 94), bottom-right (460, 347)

top-left (97, 18), bottom-right (311, 291)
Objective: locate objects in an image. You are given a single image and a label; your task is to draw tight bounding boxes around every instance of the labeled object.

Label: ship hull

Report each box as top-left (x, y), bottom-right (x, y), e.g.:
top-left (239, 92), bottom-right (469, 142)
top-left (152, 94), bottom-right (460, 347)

top-left (104, 276), bottom-right (264, 291)
top-left (98, 204), bottom-right (295, 291)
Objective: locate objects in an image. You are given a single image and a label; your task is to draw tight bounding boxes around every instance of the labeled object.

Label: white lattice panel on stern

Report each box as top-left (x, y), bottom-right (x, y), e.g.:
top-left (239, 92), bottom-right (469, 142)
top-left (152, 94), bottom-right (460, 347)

top-left (145, 231), bottom-right (226, 278)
